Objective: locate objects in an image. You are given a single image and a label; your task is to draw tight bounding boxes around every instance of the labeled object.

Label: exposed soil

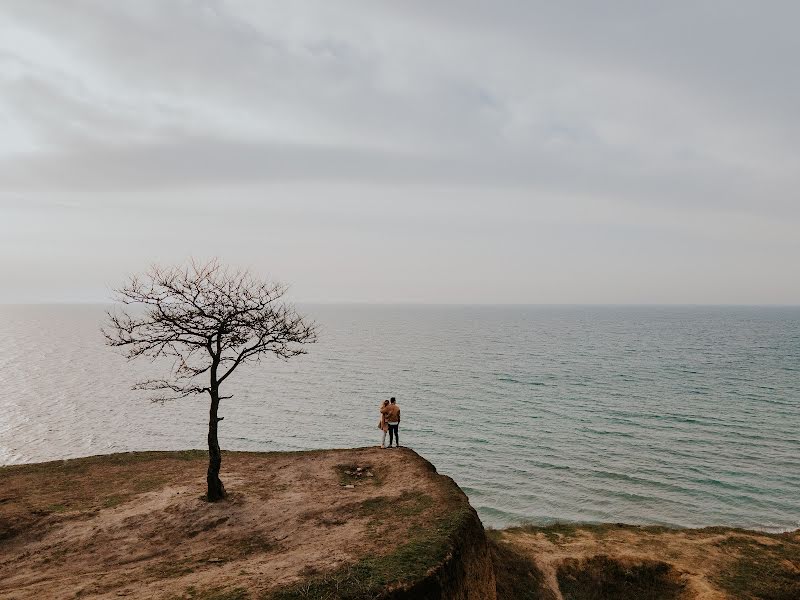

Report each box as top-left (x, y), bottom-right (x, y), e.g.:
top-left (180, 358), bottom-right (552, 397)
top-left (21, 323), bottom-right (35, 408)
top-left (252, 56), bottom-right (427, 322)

top-left (0, 448), bottom-right (483, 600)
top-left (491, 523), bottom-right (800, 600)
top-left (5, 451), bottom-right (795, 600)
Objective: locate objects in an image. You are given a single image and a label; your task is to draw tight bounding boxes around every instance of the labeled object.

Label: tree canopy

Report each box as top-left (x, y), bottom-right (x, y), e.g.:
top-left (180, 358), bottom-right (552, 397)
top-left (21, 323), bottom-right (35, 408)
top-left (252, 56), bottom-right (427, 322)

top-left (104, 259), bottom-right (316, 500)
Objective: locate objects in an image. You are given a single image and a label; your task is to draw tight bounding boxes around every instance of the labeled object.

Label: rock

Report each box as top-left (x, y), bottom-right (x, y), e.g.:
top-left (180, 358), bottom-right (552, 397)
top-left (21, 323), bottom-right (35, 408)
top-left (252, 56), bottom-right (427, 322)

top-left (207, 557), bottom-right (223, 563)
top-left (344, 484), bottom-right (355, 489)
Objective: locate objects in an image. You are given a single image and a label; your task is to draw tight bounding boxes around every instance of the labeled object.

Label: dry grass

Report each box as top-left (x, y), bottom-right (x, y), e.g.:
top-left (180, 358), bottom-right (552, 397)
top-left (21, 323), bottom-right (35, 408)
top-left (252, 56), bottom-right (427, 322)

top-left (713, 534), bottom-right (800, 599)
top-left (495, 523), bottom-right (799, 599)
top-left (0, 448), bottom-right (467, 600)
top-left (557, 555), bottom-right (686, 600)
top-left (487, 531), bottom-right (557, 600)
top-left (0, 450), bottom-right (205, 541)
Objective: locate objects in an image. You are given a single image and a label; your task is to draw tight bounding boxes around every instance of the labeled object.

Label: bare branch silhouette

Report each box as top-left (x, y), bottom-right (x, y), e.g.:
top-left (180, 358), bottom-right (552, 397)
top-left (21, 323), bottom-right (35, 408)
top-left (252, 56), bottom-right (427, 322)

top-left (103, 258), bottom-right (316, 501)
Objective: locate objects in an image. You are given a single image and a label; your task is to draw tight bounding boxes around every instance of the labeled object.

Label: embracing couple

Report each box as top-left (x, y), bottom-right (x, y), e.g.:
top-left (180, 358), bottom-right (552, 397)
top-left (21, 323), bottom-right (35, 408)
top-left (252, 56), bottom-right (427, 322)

top-left (378, 397), bottom-right (401, 448)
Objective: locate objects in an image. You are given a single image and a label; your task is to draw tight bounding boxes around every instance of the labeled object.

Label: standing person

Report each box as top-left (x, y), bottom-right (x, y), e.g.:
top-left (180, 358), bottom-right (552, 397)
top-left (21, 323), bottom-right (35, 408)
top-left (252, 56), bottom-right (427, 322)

top-left (378, 399), bottom-right (390, 448)
top-left (383, 397), bottom-right (401, 448)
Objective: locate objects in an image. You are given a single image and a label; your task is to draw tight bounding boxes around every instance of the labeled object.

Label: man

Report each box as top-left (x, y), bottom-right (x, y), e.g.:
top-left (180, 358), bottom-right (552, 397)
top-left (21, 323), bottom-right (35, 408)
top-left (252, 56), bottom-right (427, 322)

top-left (381, 397), bottom-right (401, 448)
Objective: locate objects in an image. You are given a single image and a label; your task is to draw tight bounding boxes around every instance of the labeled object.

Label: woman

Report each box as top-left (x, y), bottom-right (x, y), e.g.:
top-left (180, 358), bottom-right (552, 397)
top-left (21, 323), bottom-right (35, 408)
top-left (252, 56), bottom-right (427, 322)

top-left (378, 399), bottom-right (390, 448)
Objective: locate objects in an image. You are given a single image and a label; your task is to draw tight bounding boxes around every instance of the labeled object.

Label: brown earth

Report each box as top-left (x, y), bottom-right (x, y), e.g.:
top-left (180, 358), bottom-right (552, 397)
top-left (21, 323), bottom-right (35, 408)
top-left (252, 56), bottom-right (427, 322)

top-left (491, 523), bottom-right (800, 600)
top-left (0, 448), bottom-right (495, 600)
top-left (4, 450), bottom-right (797, 600)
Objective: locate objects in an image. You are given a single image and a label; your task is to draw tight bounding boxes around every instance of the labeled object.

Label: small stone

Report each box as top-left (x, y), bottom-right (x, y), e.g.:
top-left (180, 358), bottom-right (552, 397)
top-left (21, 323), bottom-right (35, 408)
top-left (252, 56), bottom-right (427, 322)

top-left (344, 484), bottom-right (355, 489)
top-left (207, 557), bottom-right (223, 563)
top-left (356, 467), bottom-right (363, 472)
top-left (366, 472), bottom-right (374, 477)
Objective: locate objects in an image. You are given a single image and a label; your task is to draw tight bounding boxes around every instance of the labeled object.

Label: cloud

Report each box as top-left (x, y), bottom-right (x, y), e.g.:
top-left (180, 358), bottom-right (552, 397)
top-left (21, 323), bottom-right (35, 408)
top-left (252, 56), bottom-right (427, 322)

top-left (0, 1), bottom-right (798, 302)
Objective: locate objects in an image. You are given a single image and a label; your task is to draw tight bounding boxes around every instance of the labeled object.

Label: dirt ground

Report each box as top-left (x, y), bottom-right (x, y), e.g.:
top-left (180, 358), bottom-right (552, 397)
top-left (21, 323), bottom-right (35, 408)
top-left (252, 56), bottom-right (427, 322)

top-left (492, 523), bottom-right (800, 600)
top-left (0, 448), bottom-right (462, 600)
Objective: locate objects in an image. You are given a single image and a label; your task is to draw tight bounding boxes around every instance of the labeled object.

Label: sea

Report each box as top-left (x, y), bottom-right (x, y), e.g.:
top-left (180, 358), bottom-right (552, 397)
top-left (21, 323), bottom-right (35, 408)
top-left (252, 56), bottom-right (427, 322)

top-left (1, 304), bottom-right (798, 532)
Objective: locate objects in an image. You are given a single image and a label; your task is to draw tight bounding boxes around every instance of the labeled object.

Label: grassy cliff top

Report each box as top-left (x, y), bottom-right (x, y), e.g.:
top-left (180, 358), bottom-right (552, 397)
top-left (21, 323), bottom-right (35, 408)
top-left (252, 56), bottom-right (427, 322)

top-left (0, 448), bottom-right (475, 600)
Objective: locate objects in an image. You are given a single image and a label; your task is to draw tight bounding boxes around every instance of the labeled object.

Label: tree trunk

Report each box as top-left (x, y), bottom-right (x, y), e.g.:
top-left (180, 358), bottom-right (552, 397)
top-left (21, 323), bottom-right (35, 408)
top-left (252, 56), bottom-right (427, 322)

top-left (206, 387), bottom-right (226, 501)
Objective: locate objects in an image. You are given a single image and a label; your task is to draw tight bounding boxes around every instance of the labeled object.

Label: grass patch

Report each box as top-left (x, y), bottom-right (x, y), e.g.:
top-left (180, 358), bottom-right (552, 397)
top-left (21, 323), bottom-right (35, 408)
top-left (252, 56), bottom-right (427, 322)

top-left (356, 496), bottom-right (390, 516)
top-left (232, 534), bottom-right (277, 557)
top-left (357, 491), bottom-right (433, 518)
top-left (184, 586), bottom-right (249, 600)
top-left (102, 494), bottom-right (127, 509)
top-left (133, 475), bottom-right (168, 492)
top-left (0, 451), bottom-right (207, 541)
top-left (557, 555), bottom-right (685, 600)
top-left (714, 535), bottom-right (800, 600)
top-left (540, 522), bottom-right (582, 543)
top-left (265, 507), bottom-right (472, 600)
top-left (504, 522), bottom-right (676, 544)
top-left (396, 491), bottom-right (434, 516)
top-left (266, 539), bottom-right (446, 599)
top-left (174, 450), bottom-right (208, 461)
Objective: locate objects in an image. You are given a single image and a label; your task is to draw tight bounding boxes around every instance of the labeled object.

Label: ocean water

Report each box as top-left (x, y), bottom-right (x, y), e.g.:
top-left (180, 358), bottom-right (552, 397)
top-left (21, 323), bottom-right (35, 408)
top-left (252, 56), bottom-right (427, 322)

top-left (1, 304), bottom-right (798, 531)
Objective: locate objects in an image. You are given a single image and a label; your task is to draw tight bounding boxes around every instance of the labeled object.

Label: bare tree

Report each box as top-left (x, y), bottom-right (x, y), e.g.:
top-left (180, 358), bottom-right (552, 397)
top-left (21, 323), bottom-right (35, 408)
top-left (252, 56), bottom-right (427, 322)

top-left (103, 259), bottom-right (316, 501)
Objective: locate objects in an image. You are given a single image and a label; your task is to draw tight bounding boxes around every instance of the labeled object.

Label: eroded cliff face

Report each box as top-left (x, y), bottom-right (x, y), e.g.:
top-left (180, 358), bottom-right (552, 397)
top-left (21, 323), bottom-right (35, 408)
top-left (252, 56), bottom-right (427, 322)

top-left (0, 448), bottom-right (499, 600)
top-left (384, 503), bottom-right (497, 600)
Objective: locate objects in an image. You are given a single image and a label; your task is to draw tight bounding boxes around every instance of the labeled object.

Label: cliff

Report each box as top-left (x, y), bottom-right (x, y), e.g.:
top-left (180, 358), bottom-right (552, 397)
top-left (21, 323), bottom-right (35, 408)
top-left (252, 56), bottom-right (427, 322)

top-left (2, 450), bottom-right (797, 599)
top-left (0, 448), bottom-right (496, 599)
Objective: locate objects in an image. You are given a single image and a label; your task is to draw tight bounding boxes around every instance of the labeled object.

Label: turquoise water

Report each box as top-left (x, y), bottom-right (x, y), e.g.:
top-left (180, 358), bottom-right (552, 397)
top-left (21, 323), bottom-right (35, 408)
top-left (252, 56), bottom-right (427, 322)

top-left (1, 304), bottom-right (798, 531)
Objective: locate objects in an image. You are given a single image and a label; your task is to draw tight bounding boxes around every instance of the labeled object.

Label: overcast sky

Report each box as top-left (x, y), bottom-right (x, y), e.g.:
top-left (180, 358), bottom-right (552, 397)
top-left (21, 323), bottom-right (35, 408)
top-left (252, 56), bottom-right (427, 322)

top-left (1, 1), bottom-right (798, 304)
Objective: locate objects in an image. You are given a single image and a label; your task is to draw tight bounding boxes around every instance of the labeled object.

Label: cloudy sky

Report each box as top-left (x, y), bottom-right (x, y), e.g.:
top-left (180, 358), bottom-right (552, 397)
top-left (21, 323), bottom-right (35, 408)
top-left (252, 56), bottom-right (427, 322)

top-left (1, 1), bottom-right (798, 303)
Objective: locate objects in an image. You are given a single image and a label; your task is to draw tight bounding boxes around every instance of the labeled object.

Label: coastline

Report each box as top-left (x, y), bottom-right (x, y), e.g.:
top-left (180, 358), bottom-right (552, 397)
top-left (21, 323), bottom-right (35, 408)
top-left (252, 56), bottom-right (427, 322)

top-left (5, 303), bottom-right (799, 534)
top-left (1, 450), bottom-right (798, 599)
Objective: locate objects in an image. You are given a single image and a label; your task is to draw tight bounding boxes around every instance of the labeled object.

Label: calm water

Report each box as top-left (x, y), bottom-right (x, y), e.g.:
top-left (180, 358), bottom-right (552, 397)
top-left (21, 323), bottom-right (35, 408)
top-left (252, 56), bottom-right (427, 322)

top-left (1, 304), bottom-right (798, 531)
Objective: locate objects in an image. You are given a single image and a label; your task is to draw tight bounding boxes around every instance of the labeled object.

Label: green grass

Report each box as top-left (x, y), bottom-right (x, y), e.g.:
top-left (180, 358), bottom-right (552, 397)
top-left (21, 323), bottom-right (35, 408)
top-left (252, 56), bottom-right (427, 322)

top-left (357, 491), bottom-right (433, 518)
top-left (0, 450), bottom-right (208, 477)
top-left (102, 494), bottom-right (125, 508)
top-left (183, 586), bottom-right (249, 600)
top-left (500, 522), bottom-right (677, 544)
top-left (264, 507), bottom-right (472, 600)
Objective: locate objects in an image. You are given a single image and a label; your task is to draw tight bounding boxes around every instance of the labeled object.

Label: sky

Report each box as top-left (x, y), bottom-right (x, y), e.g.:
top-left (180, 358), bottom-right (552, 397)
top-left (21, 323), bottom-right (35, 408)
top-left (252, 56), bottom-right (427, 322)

top-left (1, 1), bottom-right (798, 304)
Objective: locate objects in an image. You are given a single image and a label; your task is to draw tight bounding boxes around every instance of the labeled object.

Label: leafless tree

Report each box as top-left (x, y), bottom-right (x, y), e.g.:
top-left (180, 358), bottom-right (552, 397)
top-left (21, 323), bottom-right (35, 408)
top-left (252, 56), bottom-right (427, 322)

top-left (103, 259), bottom-right (316, 501)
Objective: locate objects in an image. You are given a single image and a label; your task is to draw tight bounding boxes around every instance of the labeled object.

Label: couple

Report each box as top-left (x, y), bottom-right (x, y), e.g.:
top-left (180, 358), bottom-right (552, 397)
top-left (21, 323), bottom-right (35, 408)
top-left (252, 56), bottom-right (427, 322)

top-left (378, 397), bottom-right (401, 448)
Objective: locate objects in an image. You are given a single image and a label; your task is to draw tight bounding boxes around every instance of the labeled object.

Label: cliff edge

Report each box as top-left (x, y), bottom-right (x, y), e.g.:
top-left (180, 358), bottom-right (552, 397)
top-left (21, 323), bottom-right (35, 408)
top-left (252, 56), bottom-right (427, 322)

top-left (0, 448), bottom-right (496, 600)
